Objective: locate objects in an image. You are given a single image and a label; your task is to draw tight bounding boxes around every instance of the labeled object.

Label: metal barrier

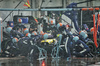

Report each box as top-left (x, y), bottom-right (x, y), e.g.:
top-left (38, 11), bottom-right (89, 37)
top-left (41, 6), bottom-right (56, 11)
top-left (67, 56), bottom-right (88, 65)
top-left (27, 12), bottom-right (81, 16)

top-left (0, 8), bottom-right (99, 11)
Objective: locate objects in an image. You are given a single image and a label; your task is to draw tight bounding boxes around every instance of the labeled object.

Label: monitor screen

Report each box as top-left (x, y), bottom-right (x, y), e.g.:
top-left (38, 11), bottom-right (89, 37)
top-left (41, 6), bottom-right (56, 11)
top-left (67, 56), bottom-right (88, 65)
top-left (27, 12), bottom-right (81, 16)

top-left (18, 17), bottom-right (29, 24)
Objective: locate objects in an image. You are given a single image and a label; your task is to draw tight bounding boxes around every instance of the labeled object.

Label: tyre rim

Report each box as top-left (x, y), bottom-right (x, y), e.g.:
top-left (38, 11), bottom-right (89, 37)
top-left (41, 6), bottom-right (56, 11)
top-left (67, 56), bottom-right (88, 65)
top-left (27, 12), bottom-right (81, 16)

top-left (89, 45), bottom-right (94, 52)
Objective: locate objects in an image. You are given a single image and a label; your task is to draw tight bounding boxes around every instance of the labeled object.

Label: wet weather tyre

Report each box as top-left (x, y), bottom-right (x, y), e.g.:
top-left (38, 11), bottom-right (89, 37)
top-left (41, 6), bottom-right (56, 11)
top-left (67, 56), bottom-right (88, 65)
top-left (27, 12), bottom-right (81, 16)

top-left (86, 41), bottom-right (96, 55)
top-left (1, 39), bottom-right (11, 52)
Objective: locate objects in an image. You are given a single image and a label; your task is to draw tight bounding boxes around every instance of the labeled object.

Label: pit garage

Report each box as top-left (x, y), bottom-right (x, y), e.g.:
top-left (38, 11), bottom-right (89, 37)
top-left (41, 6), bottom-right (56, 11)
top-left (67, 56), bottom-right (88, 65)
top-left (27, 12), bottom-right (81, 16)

top-left (0, 0), bottom-right (100, 66)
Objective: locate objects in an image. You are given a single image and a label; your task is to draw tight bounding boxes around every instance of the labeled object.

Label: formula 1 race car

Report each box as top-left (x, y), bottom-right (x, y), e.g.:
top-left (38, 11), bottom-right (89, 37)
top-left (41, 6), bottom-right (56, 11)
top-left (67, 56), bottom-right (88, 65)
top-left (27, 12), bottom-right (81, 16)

top-left (41, 39), bottom-right (57, 45)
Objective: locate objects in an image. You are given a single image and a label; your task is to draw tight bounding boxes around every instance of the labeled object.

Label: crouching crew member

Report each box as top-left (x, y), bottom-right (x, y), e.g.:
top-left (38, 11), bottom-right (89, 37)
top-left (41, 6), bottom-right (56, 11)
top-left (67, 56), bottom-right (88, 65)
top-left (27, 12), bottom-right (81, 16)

top-left (72, 36), bottom-right (90, 57)
top-left (6, 27), bottom-right (24, 39)
top-left (13, 18), bottom-right (26, 33)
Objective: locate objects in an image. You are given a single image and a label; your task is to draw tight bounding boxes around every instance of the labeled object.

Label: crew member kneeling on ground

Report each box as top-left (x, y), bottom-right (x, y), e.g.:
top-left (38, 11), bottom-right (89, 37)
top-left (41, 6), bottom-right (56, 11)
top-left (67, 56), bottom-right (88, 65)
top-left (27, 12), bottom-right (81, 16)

top-left (72, 36), bottom-right (90, 57)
